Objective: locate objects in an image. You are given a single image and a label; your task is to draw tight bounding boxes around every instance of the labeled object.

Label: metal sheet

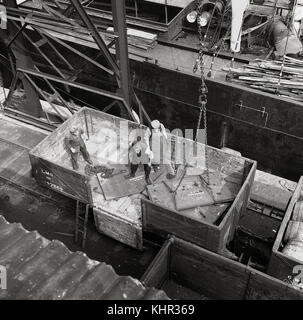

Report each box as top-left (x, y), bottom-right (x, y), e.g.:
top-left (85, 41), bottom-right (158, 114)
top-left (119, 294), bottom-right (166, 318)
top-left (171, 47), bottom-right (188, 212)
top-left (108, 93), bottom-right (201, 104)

top-left (99, 166), bottom-right (147, 200)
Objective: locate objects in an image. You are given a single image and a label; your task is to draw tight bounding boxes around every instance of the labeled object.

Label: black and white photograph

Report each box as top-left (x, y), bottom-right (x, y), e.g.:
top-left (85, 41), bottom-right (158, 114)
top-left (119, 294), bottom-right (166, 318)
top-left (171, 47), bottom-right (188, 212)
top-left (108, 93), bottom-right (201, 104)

top-left (0, 0), bottom-right (303, 309)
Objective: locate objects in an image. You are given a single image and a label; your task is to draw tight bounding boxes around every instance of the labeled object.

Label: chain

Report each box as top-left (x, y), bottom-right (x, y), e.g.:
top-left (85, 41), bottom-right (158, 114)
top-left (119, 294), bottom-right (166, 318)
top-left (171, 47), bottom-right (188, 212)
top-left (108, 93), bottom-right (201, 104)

top-left (194, 1), bottom-right (210, 186)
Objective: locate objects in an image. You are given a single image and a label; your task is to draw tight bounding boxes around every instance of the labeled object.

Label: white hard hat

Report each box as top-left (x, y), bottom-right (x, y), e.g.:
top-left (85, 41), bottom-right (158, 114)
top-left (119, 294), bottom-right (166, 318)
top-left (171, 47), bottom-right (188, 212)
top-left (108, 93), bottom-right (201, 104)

top-left (151, 120), bottom-right (161, 129)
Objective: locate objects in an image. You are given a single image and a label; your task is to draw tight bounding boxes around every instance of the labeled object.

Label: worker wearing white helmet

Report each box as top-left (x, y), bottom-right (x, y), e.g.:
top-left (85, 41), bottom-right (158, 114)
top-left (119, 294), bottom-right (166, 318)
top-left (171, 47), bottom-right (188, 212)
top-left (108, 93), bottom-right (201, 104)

top-left (144, 119), bottom-right (175, 178)
top-left (125, 135), bottom-right (152, 185)
top-left (144, 119), bottom-right (168, 171)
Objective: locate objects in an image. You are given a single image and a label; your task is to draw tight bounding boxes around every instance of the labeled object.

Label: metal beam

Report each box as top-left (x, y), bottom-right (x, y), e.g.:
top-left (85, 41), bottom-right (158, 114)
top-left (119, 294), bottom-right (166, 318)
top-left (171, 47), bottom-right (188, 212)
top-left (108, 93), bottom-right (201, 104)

top-left (69, 0), bottom-right (120, 78)
top-left (7, 22), bottom-right (27, 47)
top-left (35, 26), bottom-right (114, 76)
top-left (112, 0), bottom-right (132, 108)
top-left (17, 66), bottom-right (125, 101)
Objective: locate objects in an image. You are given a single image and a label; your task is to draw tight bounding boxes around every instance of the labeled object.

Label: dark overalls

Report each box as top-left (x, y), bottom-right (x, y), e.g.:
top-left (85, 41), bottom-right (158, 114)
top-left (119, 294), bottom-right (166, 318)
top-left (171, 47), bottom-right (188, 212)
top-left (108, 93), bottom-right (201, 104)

top-left (64, 128), bottom-right (92, 170)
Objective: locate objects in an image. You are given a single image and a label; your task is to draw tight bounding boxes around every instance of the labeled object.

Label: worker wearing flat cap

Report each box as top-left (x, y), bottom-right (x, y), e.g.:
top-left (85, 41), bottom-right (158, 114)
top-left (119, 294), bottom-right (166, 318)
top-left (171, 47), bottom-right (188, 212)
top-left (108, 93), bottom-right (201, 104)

top-left (64, 126), bottom-right (93, 170)
top-left (126, 135), bottom-right (153, 185)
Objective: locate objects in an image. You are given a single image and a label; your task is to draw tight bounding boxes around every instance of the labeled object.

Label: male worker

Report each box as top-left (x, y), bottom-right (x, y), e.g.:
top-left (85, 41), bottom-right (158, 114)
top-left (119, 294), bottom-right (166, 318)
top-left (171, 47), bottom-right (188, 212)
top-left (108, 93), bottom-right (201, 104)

top-left (145, 119), bottom-right (175, 178)
top-left (144, 119), bottom-right (167, 171)
top-left (64, 126), bottom-right (93, 170)
top-left (125, 135), bottom-right (152, 185)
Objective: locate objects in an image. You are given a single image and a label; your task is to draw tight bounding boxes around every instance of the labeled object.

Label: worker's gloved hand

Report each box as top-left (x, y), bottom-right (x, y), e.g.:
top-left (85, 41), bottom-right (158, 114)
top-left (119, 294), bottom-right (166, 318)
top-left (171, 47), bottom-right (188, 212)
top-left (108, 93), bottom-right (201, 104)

top-left (70, 147), bottom-right (76, 154)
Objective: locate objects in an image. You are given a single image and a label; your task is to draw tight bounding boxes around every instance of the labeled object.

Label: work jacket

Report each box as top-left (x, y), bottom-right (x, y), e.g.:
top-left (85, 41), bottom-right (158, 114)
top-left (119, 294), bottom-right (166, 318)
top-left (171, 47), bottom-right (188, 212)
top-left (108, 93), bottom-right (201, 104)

top-left (64, 128), bottom-right (85, 153)
top-left (129, 140), bottom-right (151, 165)
top-left (145, 128), bottom-right (168, 165)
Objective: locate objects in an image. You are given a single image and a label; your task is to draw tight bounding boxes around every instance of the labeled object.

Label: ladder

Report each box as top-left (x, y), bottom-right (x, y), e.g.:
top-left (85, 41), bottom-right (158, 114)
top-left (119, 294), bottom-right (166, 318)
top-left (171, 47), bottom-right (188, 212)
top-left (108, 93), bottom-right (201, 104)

top-left (75, 200), bottom-right (90, 248)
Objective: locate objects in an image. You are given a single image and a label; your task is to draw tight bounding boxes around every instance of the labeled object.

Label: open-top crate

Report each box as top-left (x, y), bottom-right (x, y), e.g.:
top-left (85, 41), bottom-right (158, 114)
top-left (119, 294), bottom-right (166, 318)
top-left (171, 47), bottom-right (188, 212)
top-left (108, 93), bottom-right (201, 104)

top-left (141, 236), bottom-right (303, 300)
top-left (29, 107), bottom-right (145, 249)
top-left (142, 147), bottom-right (256, 254)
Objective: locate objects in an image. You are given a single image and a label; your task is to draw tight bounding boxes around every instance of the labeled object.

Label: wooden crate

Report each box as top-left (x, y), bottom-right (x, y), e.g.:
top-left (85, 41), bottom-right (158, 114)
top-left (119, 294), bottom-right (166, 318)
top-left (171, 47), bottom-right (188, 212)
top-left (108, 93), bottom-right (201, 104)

top-left (268, 176), bottom-right (303, 280)
top-left (142, 155), bottom-right (256, 254)
top-left (141, 236), bottom-right (303, 300)
top-left (29, 107), bottom-right (144, 249)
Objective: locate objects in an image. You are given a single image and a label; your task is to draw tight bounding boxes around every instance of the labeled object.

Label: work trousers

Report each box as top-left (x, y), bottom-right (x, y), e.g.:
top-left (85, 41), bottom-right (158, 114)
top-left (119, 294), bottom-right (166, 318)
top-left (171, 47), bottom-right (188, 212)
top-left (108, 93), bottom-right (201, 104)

top-left (70, 145), bottom-right (91, 170)
top-left (130, 163), bottom-right (151, 180)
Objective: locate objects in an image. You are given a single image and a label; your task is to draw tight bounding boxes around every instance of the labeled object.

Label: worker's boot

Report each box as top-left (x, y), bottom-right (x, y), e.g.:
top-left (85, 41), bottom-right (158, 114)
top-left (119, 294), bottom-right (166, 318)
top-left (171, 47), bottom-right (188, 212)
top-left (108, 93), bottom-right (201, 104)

top-left (125, 164), bottom-right (137, 179)
top-left (125, 173), bottom-right (136, 179)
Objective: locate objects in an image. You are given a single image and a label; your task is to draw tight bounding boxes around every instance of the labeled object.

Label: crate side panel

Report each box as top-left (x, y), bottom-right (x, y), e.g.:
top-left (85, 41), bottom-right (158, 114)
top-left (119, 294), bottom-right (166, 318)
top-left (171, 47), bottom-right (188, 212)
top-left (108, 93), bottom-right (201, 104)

top-left (93, 207), bottom-right (143, 250)
top-left (141, 239), bottom-right (171, 288)
top-left (142, 199), bottom-right (220, 252)
top-left (170, 238), bottom-right (249, 300)
top-left (218, 161), bottom-right (256, 252)
top-left (29, 154), bottom-right (90, 203)
top-left (246, 271), bottom-right (303, 300)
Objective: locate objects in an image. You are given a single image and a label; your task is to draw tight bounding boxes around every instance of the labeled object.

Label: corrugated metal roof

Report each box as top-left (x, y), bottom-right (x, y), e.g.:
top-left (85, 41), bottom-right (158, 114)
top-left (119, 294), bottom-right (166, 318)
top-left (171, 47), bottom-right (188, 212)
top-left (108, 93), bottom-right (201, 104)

top-left (0, 216), bottom-right (168, 300)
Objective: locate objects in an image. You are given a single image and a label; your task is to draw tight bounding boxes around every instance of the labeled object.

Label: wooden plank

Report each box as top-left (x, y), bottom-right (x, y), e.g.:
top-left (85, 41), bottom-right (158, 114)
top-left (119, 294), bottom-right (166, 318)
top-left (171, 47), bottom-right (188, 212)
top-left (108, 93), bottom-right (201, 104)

top-left (141, 238), bottom-right (172, 288)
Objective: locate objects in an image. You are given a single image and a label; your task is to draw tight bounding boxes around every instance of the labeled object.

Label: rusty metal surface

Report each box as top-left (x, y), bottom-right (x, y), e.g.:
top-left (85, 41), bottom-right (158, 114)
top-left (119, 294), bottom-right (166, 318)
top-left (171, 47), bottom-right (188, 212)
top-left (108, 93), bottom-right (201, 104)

top-left (0, 215), bottom-right (168, 300)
